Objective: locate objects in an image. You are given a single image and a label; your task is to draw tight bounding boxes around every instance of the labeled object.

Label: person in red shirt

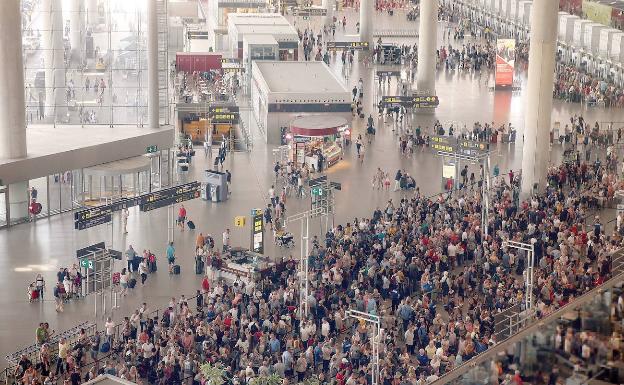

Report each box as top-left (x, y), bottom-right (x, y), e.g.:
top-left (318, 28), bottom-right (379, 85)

top-left (201, 275), bottom-right (210, 293)
top-left (177, 205), bottom-right (187, 231)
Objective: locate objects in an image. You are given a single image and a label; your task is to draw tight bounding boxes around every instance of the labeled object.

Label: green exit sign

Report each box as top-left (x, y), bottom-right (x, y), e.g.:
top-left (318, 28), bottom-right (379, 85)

top-left (311, 186), bottom-right (324, 196)
top-left (146, 145), bottom-right (158, 153)
top-left (80, 260), bottom-right (94, 269)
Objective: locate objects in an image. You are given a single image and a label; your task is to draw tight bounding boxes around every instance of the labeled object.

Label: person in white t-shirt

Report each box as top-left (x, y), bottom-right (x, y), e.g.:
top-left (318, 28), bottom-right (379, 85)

top-left (104, 317), bottom-right (115, 344)
top-left (142, 341), bottom-right (155, 359)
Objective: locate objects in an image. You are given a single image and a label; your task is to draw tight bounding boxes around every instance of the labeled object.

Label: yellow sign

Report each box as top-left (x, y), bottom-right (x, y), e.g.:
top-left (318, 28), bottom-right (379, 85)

top-left (583, 0), bottom-right (612, 25)
top-left (234, 216), bottom-right (246, 227)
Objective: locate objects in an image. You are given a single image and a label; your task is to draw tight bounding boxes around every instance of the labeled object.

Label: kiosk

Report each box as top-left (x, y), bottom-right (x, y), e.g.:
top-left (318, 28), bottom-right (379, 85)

top-left (288, 116), bottom-right (348, 171)
top-left (250, 61), bottom-right (351, 144)
top-left (202, 170), bottom-right (228, 202)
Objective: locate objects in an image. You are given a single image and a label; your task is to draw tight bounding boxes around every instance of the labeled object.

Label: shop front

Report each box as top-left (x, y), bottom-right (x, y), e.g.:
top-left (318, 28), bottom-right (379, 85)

top-left (288, 116), bottom-right (349, 172)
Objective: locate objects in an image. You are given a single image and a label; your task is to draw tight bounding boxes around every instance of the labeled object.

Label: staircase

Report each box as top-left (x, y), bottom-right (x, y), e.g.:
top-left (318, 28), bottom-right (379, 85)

top-left (156, 0), bottom-right (170, 125)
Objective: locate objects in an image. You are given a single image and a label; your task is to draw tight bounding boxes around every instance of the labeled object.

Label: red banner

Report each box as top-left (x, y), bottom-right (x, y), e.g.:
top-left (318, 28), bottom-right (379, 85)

top-left (495, 39), bottom-right (516, 89)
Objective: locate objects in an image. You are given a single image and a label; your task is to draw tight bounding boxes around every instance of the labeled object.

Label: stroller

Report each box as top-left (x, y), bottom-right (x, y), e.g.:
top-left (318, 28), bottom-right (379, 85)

top-left (275, 231), bottom-right (295, 248)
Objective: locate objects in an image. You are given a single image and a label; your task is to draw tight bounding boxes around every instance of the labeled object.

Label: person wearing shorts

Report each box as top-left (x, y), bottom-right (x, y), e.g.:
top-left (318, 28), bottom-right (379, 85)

top-left (177, 205), bottom-right (187, 231)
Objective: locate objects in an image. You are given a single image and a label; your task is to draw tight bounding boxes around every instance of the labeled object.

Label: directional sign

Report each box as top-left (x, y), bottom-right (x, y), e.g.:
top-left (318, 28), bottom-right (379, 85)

top-left (430, 136), bottom-right (490, 156)
top-left (326, 41), bottom-right (370, 50)
top-left (74, 206), bottom-right (112, 222)
top-left (221, 58), bottom-right (241, 64)
top-left (80, 259), bottom-right (94, 269)
top-left (146, 145), bottom-right (158, 154)
top-left (457, 140), bottom-right (490, 156)
top-left (74, 213), bottom-right (112, 230)
top-left (139, 181), bottom-right (200, 206)
top-left (140, 189), bottom-right (200, 212)
top-left (293, 7), bottom-right (327, 16)
top-left (430, 136), bottom-right (456, 153)
top-left (208, 105), bottom-right (240, 115)
top-left (210, 112), bottom-right (239, 123)
top-left (412, 95), bottom-right (440, 108)
top-left (308, 175), bottom-right (328, 186)
top-left (76, 242), bottom-right (106, 259)
top-left (380, 96), bottom-right (414, 108)
top-left (311, 186), bottom-right (325, 196)
top-left (381, 95), bottom-right (440, 108)
top-left (376, 70), bottom-right (401, 77)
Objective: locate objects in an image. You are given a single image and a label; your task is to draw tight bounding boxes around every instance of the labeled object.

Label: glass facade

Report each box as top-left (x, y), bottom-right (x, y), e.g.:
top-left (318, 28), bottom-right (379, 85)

top-left (0, 149), bottom-right (172, 228)
top-left (23, 0), bottom-right (150, 127)
top-left (433, 285), bottom-right (624, 385)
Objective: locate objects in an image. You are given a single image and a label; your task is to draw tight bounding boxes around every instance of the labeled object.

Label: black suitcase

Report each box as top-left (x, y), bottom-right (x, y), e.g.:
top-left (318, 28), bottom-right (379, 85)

top-left (187, 221), bottom-right (195, 230)
top-left (173, 265), bottom-right (181, 275)
top-left (128, 278), bottom-right (137, 289)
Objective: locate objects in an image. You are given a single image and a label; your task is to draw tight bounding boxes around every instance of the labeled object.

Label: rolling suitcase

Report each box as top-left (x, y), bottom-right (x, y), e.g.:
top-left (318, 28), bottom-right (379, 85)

top-left (187, 221), bottom-right (195, 230)
top-left (128, 278), bottom-right (137, 289)
top-left (173, 265), bottom-right (181, 275)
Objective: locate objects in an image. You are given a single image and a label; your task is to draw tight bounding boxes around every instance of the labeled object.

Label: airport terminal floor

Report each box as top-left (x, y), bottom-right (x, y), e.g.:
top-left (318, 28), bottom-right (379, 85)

top-left (3, 2), bottom-right (624, 385)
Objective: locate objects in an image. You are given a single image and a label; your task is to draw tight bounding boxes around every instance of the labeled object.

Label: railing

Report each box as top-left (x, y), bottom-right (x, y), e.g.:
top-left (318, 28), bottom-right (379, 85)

top-left (430, 248), bottom-right (624, 385)
top-left (2, 294), bottom-right (198, 385)
top-left (5, 321), bottom-right (97, 367)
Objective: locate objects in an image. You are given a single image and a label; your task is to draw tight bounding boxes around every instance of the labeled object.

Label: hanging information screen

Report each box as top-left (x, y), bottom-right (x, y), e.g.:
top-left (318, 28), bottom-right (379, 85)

top-left (250, 209), bottom-right (264, 254)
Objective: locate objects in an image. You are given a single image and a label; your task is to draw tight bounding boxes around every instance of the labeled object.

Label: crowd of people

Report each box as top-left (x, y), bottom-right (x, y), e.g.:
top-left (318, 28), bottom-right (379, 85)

top-left (18, 130), bottom-right (624, 385)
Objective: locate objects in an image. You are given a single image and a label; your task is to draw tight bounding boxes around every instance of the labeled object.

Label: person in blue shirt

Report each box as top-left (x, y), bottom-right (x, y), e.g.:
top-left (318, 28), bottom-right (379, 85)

top-left (416, 348), bottom-right (429, 366)
top-left (166, 242), bottom-right (175, 273)
top-left (269, 334), bottom-right (280, 353)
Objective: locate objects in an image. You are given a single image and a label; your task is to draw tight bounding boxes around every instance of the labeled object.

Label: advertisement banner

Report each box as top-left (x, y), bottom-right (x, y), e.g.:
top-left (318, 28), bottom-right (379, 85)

top-left (495, 39), bottom-right (516, 89)
top-left (582, 0), bottom-right (612, 26)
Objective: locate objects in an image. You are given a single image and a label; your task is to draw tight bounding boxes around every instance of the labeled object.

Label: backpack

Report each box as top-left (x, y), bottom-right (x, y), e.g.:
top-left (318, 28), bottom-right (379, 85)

top-left (100, 342), bottom-right (110, 353)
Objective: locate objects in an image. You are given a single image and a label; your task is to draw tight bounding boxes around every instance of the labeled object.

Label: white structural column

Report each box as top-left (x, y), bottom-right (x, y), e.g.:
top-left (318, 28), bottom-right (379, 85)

top-left (69, 0), bottom-right (84, 62)
top-left (520, 0), bottom-right (558, 197)
top-left (147, 0), bottom-right (160, 129)
top-left (323, 0), bottom-right (335, 27)
top-left (0, 0), bottom-right (27, 159)
top-left (416, 0), bottom-right (438, 94)
top-left (359, 0), bottom-right (374, 47)
top-left (86, 0), bottom-right (98, 27)
top-left (42, 0), bottom-right (67, 122)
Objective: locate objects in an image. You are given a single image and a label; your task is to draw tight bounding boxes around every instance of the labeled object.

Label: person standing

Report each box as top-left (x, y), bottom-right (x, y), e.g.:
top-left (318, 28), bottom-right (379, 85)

top-left (35, 274), bottom-right (45, 300)
top-left (222, 229), bottom-right (231, 252)
top-left (177, 205), bottom-right (187, 231)
top-left (104, 317), bottom-right (115, 345)
top-left (226, 170), bottom-right (232, 194)
top-left (121, 208), bottom-right (129, 234)
top-left (125, 245), bottom-right (137, 272)
top-left (166, 242), bottom-right (176, 274)
top-left (139, 259), bottom-right (148, 285)
top-left (269, 185), bottom-right (276, 206)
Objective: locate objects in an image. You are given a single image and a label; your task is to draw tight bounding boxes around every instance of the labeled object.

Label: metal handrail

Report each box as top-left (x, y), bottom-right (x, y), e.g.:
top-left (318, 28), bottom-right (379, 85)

top-left (429, 248), bottom-right (624, 385)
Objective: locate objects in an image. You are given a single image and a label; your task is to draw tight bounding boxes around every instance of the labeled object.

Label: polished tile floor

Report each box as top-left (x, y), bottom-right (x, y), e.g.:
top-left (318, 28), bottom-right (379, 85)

top-left (1, 7), bottom-right (623, 365)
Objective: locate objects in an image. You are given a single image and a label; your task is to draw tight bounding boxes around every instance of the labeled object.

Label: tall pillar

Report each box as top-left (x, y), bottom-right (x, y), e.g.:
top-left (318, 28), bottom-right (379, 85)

top-left (41, 0), bottom-right (67, 122)
top-left (69, 0), bottom-right (84, 63)
top-left (147, 0), bottom-right (160, 129)
top-left (520, 0), bottom-right (558, 197)
top-left (416, 0), bottom-right (438, 94)
top-left (86, 0), bottom-right (98, 27)
top-left (323, 0), bottom-right (335, 27)
top-left (9, 182), bottom-right (29, 222)
top-left (359, 0), bottom-right (374, 47)
top-left (0, 0), bottom-right (27, 159)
